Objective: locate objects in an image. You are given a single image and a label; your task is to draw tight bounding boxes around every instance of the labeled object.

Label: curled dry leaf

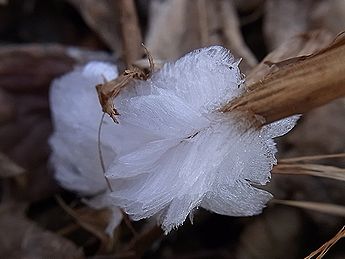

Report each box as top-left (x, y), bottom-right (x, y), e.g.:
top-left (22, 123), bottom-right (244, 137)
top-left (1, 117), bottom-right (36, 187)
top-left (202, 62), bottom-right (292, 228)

top-left (96, 47), bottom-right (154, 123)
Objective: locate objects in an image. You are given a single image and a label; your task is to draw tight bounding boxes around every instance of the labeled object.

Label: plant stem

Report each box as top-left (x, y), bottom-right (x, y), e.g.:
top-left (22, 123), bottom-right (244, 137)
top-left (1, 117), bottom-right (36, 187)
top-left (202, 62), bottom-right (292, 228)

top-left (220, 35), bottom-right (345, 125)
top-left (116, 0), bottom-right (143, 66)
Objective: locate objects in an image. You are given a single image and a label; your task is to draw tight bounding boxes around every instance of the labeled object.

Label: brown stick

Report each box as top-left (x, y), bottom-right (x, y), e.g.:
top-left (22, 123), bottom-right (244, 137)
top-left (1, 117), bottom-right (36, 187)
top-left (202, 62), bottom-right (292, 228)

top-left (220, 35), bottom-right (345, 125)
top-left (116, 0), bottom-right (143, 66)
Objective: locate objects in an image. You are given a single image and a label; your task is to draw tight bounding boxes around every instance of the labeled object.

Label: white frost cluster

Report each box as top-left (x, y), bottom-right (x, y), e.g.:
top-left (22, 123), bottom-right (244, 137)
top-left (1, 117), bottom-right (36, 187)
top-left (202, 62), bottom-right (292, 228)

top-left (49, 46), bottom-right (298, 233)
top-left (49, 62), bottom-right (123, 234)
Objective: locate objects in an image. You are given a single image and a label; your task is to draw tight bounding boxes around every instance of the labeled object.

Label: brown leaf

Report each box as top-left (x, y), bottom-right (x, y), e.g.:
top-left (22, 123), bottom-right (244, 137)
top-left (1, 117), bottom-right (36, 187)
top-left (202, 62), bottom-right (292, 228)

top-left (96, 46), bottom-right (153, 123)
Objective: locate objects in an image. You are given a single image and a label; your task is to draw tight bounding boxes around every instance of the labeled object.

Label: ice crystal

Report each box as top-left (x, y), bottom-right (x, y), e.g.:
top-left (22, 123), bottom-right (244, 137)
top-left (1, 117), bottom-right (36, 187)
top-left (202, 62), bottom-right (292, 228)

top-left (49, 61), bottom-right (122, 234)
top-left (49, 46), bottom-right (298, 234)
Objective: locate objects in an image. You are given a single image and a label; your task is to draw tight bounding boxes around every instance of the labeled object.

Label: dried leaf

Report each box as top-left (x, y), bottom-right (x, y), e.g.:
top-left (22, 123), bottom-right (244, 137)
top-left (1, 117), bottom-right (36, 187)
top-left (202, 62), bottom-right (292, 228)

top-left (96, 47), bottom-right (153, 123)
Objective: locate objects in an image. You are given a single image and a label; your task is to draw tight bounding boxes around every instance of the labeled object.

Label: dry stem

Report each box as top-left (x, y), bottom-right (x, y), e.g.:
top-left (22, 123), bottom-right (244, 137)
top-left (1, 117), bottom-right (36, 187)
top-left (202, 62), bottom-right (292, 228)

top-left (116, 0), bottom-right (143, 66)
top-left (220, 34), bottom-right (345, 124)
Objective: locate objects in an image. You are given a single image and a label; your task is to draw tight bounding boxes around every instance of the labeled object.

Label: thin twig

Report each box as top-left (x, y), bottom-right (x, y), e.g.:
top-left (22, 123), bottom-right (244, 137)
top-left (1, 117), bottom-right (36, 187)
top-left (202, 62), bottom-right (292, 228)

top-left (97, 113), bottom-right (113, 192)
top-left (305, 225), bottom-right (345, 259)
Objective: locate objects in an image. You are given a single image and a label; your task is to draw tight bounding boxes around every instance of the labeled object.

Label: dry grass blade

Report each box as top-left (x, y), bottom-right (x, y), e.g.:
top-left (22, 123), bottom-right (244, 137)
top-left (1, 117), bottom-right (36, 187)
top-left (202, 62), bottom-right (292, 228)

top-left (272, 200), bottom-right (345, 217)
top-left (279, 153), bottom-right (345, 163)
top-left (273, 163), bottom-right (345, 182)
top-left (304, 225), bottom-right (345, 259)
top-left (221, 33), bottom-right (345, 124)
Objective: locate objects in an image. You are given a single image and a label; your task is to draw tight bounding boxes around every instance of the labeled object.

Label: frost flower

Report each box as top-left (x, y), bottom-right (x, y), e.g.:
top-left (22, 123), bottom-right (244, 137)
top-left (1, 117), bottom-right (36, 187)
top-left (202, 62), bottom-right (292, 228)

top-left (105, 46), bottom-right (298, 233)
top-left (49, 46), bottom-right (298, 234)
top-left (49, 62), bottom-right (123, 234)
